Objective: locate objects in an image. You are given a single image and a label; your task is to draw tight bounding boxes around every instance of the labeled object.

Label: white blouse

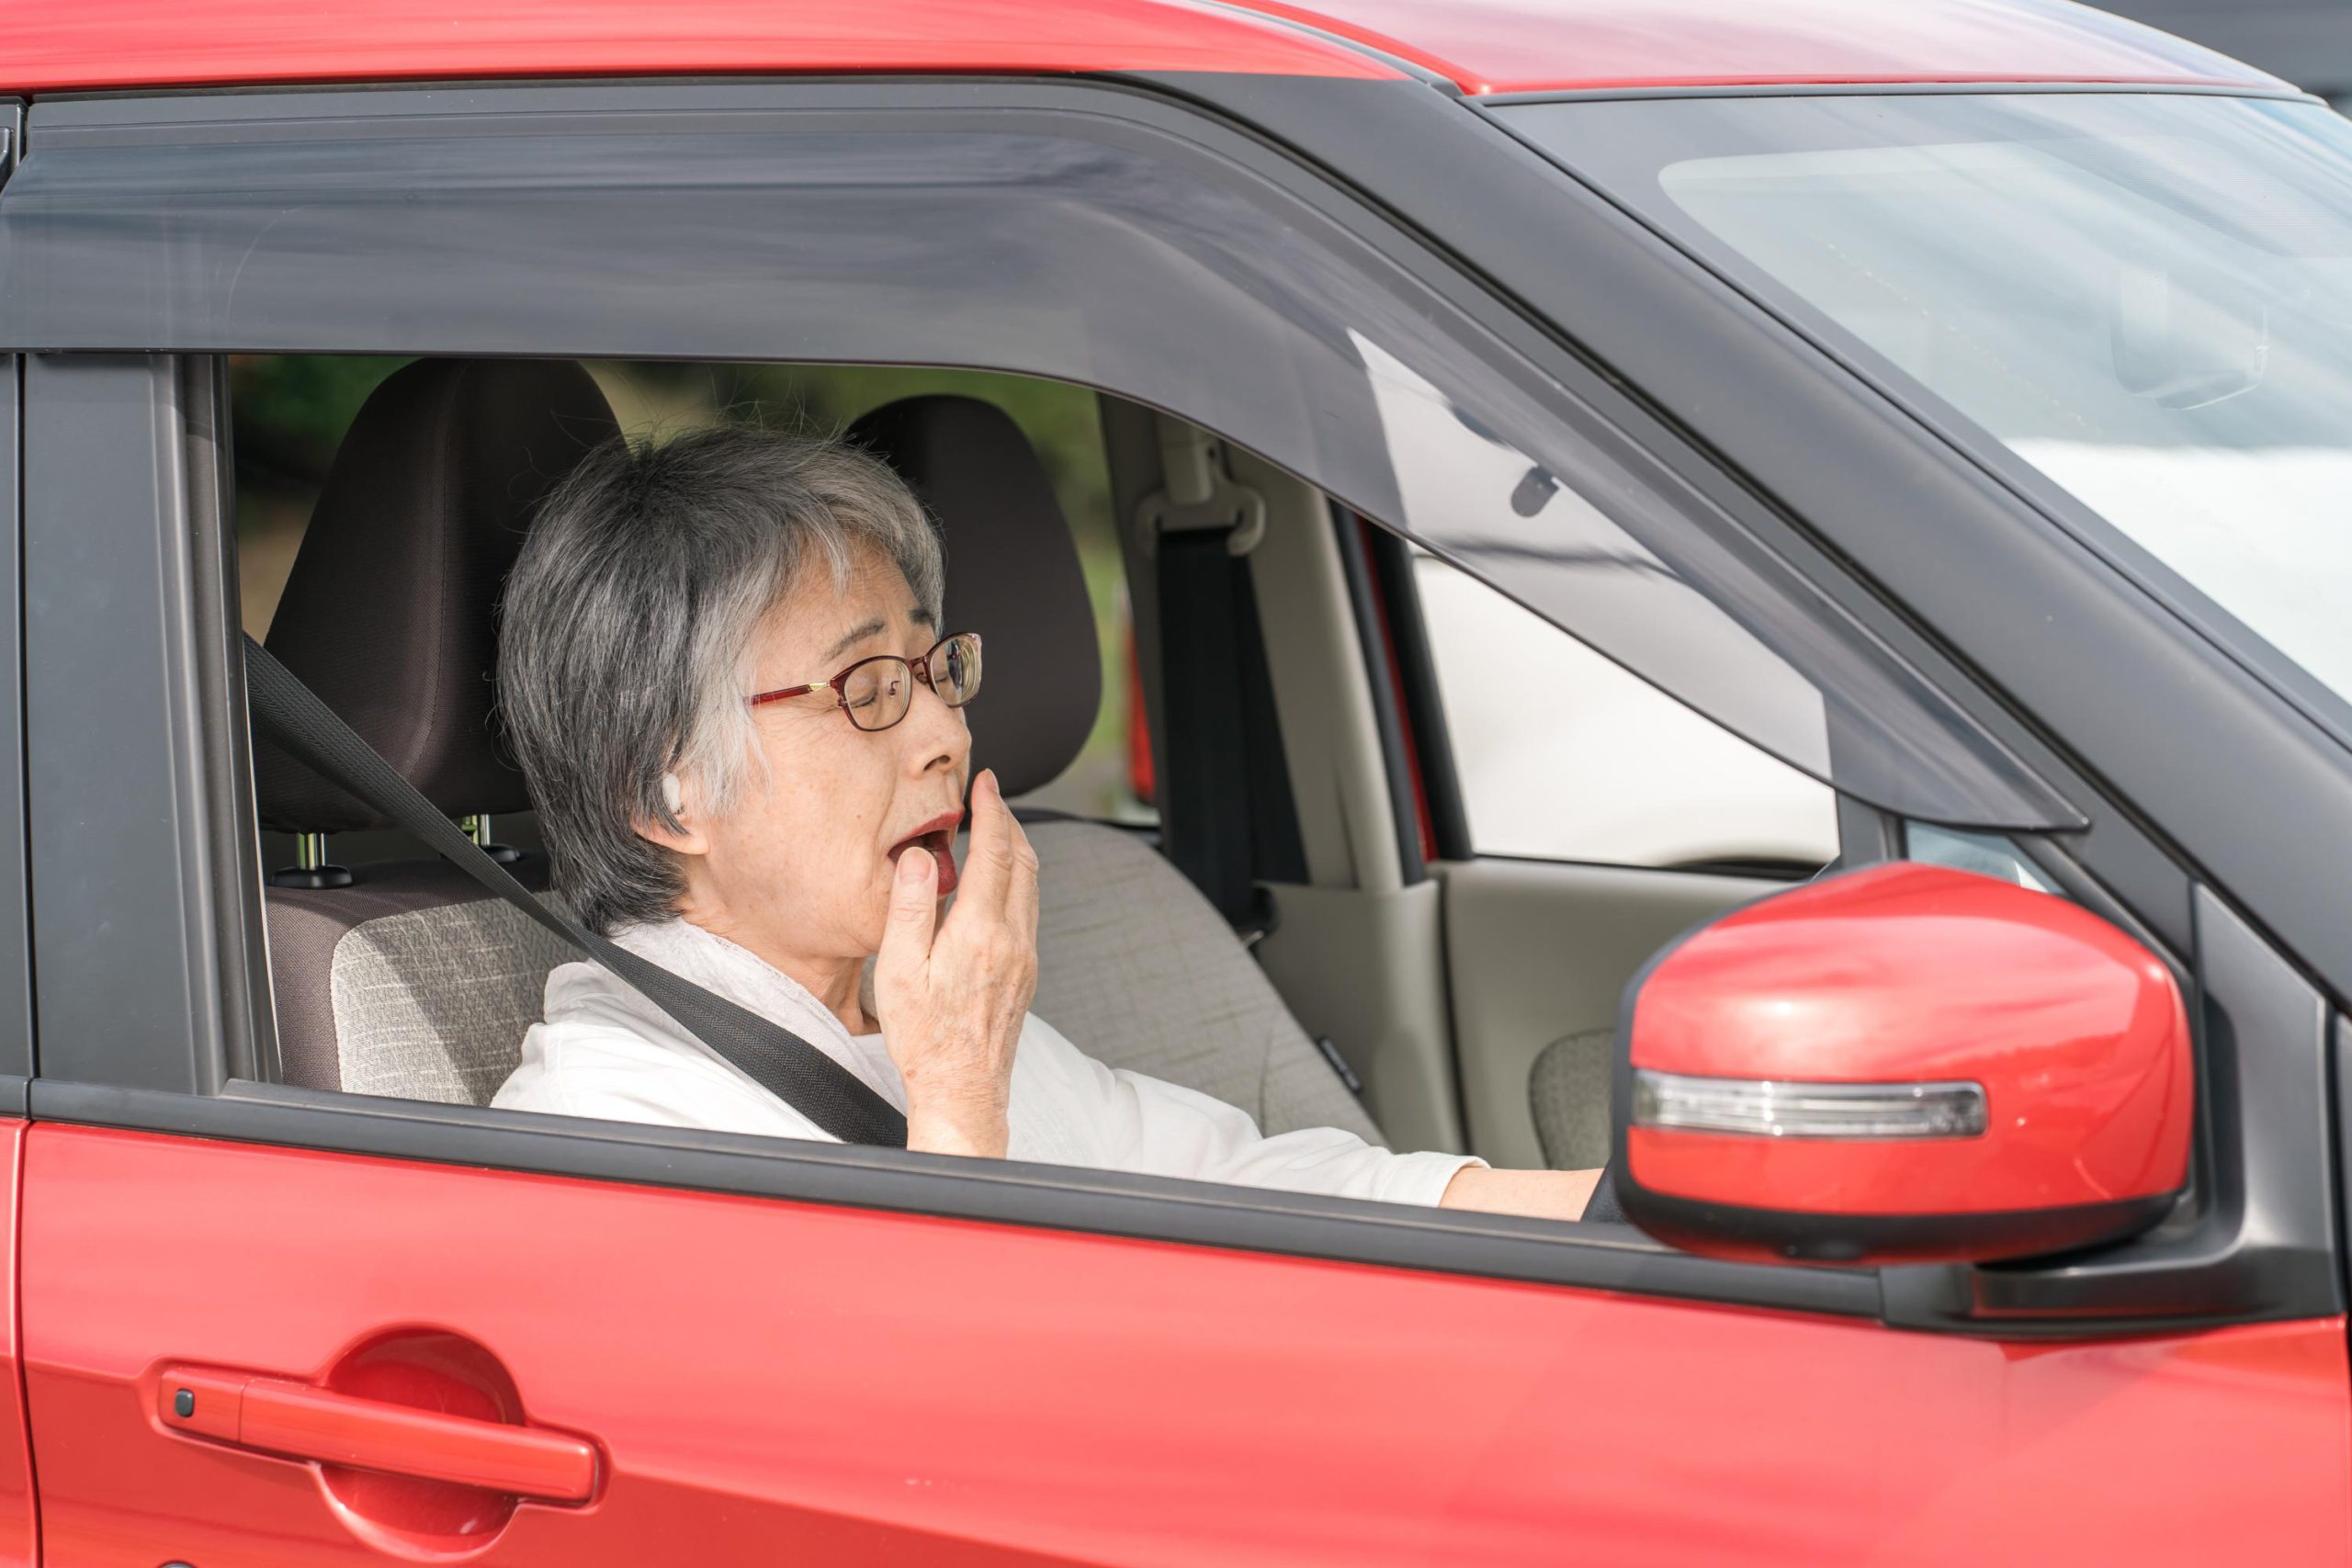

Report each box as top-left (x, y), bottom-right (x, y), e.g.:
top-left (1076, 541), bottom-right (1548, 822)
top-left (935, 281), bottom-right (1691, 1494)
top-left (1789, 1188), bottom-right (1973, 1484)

top-left (493, 917), bottom-right (1481, 1207)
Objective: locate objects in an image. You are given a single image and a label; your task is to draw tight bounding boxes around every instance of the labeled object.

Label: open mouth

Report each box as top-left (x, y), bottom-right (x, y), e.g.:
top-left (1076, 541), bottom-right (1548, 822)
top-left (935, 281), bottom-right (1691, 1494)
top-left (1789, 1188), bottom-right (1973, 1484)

top-left (889, 809), bottom-right (965, 897)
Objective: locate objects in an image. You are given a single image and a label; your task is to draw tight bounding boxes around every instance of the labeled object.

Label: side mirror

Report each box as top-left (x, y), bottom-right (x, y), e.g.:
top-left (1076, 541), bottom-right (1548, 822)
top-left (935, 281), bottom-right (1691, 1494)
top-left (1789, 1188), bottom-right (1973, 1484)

top-left (1613, 863), bottom-right (2191, 1266)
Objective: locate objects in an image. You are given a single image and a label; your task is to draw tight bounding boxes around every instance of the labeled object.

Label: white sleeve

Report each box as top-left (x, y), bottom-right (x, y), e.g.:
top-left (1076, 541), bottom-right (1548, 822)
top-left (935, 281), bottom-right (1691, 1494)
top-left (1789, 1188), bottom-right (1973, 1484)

top-left (496, 1013), bottom-right (842, 1145)
top-left (1020, 1015), bottom-right (1483, 1206)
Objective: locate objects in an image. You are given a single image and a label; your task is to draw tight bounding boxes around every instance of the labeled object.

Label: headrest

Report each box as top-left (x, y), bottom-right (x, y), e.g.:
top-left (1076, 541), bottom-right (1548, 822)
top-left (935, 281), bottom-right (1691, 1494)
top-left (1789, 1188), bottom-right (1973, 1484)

top-left (255, 358), bottom-right (618, 833)
top-left (848, 396), bottom-right (1101, 797)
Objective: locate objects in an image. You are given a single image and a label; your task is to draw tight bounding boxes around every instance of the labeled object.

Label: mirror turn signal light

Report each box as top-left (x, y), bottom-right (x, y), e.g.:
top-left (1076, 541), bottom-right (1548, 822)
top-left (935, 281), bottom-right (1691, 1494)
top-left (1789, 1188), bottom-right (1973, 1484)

top-left (1632, 1070), bottom-right (1989, 1141)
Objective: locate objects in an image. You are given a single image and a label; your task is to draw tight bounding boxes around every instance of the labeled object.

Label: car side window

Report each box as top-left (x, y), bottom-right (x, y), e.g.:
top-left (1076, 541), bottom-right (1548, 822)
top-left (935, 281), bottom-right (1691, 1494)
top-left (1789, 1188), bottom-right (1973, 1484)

top-left (1417, 553), bottom-right (1838, 874)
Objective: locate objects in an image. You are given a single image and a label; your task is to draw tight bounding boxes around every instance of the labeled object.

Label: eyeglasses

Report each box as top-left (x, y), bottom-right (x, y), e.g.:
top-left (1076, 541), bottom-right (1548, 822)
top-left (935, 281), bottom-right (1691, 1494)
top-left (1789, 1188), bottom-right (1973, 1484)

top-left (747, 632), bottom-right (983, 733)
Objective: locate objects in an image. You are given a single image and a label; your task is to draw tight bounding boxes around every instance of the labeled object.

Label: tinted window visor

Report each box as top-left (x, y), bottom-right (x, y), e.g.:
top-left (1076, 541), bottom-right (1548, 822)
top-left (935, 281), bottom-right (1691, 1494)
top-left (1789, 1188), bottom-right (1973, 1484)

top-left (1503, 92), bottom-right (2352, 740)
top-left (0, 85), bottom-right (2073, 829)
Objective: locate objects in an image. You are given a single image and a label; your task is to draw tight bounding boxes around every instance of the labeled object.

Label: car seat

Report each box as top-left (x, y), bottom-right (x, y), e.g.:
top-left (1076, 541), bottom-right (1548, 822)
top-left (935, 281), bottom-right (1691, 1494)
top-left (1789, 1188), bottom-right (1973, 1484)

top-left (257, 356), bottom-right (615, 1101)
top-left (1527, 1028), bottom-right (1613, 1170)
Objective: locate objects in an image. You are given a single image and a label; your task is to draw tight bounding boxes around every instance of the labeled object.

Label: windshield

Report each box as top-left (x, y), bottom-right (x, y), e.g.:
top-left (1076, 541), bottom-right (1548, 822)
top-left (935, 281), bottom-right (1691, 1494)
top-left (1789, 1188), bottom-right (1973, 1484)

top-left (1503, 92), bottom-right (2352, 718)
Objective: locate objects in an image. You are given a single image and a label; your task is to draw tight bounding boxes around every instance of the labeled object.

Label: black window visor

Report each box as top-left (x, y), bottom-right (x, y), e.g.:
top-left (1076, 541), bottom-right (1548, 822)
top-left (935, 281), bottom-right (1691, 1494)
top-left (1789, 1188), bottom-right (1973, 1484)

top-left (0, 83), bottom-right (2076, 831)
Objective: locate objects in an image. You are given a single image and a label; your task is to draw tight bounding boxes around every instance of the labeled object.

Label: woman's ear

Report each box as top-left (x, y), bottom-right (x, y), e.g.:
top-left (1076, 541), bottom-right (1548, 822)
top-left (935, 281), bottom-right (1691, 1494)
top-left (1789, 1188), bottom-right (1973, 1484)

top-left (635, 770), bottom-right (712, 857)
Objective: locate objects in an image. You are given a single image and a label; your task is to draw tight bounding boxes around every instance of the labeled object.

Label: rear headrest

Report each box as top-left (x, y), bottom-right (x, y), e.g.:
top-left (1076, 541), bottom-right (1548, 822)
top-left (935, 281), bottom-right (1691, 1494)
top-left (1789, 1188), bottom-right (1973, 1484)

top-left (848, 396), bottom-right (1101, 797)
top-left (254, 358), bottom-right (618, 833)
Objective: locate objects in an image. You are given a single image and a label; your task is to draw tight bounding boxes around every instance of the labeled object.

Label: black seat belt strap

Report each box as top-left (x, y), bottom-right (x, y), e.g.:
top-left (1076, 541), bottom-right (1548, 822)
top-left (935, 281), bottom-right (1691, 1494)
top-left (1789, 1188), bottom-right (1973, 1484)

top-left (243, 635), bottom-right (910, 1148)
top-left (1157, 527), bottom-right (1260, 931)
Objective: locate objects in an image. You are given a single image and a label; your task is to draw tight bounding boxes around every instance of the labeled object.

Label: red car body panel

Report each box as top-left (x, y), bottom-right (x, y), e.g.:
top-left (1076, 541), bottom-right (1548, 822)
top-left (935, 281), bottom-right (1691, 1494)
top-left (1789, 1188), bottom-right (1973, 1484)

top-left (0, 0), bottom-right (2287, 97)
top-left (0, 0), bottom-right (1400, 96)
top-left (0, 1123), bottom-right (33, 1568)
top-left (23, 1124), bottom-right (2352, 1566)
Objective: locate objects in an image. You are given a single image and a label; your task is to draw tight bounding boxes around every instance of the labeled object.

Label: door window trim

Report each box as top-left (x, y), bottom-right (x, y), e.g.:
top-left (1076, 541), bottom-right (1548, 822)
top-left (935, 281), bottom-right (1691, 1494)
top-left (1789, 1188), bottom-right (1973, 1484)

top-left (32, 1075), bottom-right (1882, 1319)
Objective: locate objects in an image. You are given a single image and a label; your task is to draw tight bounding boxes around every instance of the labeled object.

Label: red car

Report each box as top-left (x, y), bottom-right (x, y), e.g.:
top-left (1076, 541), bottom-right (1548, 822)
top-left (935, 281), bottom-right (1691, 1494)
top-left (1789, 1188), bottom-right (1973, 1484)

top-left (2, 0), bottom-right (2350, 1562)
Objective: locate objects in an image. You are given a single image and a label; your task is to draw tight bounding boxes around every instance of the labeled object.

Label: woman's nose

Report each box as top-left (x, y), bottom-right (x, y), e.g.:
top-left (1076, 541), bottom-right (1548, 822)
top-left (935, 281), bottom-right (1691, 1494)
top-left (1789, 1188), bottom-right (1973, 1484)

top-left (899, 672), bottom-right (971, 776)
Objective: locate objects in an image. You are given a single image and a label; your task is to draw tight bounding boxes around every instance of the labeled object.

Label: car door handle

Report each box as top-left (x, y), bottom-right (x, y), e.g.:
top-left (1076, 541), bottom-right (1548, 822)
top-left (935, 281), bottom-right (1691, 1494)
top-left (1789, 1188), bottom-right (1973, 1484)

top-left (157, 1365), bottom-right (598, 1503)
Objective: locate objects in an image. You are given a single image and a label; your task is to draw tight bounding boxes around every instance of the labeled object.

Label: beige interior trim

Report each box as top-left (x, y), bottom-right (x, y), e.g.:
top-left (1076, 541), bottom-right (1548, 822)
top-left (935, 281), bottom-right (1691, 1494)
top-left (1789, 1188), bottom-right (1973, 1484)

top-left (1227, 445), bottom-right (1401, 894)
top-left (1439, 856), bottom-right (1777, 1169)
top-left (1103, 404), bottom-right (1464, 1153)
top-left (1254, 879), bottom-right (1464, 1155)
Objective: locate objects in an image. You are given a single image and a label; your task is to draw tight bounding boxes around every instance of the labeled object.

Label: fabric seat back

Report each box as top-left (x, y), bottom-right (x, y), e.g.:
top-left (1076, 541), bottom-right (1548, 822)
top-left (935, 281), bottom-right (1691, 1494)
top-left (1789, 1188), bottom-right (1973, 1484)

top-left (1528, 1028), bottom-right (1613, 1170)
top-left (1025, 820), bottom-right (1377, 1140)
top-left (269, 861), bottom-right (575, 1103)
top-left (259, 358), bottom-right (618, 1093)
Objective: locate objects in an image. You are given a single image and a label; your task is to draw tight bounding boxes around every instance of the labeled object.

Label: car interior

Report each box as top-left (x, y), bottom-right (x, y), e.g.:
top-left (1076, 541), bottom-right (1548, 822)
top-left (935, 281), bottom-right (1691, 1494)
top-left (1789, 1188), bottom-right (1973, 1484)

top-left (236, 354), bottom-right (1849, 1182)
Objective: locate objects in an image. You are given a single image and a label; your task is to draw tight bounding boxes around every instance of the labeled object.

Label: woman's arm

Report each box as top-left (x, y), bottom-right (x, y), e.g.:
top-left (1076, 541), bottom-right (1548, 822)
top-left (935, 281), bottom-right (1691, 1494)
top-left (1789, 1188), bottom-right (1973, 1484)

top-left (1439, 1166), bottom-right (1603, 1223)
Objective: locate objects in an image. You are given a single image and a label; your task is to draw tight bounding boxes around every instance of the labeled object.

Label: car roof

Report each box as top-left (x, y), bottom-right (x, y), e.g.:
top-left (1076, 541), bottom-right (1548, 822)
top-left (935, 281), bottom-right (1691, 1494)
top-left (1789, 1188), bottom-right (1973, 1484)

top-left (0, 0), bottom-right (2289, 99)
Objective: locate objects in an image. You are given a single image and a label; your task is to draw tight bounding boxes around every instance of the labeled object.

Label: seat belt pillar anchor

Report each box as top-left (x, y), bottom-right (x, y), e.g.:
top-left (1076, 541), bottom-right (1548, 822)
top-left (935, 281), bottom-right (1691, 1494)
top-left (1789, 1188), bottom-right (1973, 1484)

top-left (1138, 423), bottom-right (1265, 556)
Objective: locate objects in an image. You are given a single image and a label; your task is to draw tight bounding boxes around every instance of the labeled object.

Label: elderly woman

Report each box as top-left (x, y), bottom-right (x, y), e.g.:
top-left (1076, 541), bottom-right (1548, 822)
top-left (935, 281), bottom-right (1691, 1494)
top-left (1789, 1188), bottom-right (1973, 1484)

top-left (492, 425), bottom-right (1600, 1222)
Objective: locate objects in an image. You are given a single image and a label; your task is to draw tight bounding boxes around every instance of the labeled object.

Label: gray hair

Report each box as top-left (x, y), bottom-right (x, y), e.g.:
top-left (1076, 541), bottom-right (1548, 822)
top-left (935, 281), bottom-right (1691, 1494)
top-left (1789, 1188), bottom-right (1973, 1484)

top-left (499, 423), bottom-right (944, 934)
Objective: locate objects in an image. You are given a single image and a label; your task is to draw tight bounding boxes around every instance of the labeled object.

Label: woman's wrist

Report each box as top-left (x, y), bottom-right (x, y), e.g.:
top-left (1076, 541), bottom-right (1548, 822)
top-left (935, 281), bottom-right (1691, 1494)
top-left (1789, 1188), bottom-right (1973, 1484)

top-left (1438, 1166), bottom-right (1601, 1222)
top-left (904, 1100), bottom-right (1009, 1159)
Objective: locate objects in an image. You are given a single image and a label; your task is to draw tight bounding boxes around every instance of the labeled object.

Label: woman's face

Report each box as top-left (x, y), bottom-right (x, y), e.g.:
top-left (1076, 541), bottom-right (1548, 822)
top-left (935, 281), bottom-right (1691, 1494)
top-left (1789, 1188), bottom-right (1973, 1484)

top-left (664, 547), bottom-right (970, 965)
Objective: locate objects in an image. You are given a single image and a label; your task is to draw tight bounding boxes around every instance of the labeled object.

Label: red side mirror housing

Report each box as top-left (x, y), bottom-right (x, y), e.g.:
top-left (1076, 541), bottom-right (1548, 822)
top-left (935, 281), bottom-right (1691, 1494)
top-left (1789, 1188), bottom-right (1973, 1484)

top-left (1615, 863), bottom-right (2192, 1266)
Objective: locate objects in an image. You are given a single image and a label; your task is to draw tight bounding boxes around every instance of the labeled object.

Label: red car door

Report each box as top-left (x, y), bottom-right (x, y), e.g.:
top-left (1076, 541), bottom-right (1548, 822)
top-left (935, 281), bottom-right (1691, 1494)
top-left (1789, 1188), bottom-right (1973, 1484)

top-left (0, 1118), bottom-right (35, 1568)
top-left (13, 1115), bottom-right (2347, 1565)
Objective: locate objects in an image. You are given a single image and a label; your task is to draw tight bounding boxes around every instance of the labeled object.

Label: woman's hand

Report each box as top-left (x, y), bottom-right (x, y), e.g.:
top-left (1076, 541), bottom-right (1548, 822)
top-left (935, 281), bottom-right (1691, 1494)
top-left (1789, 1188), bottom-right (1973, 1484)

top-left (873, 769), bottom-right (1039, 1158)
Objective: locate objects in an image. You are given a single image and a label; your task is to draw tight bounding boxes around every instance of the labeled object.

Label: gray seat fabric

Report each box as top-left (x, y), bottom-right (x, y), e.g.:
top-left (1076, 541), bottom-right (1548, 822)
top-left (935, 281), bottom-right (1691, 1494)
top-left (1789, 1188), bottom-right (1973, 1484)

top-left (1529, 1028), bottom-right (1615, 1170)
top-left (266, 858), bottom-right (571, 1103)
top-left (1025, 819), bottom-right (1379, 1142)
top-left (330, 900), bottom-right (577, 1104)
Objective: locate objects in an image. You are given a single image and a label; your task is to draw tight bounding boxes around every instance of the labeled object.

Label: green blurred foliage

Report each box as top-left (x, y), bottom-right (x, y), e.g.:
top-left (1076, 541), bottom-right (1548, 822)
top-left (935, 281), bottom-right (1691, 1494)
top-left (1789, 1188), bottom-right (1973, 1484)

top-left (230, 355), bottom-right (410, 485)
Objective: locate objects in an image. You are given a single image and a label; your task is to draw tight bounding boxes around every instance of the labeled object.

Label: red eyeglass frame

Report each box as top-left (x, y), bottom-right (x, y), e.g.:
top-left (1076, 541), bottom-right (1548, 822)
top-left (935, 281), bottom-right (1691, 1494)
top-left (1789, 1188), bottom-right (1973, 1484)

top-left (746, 632), bottom-right (982, 730)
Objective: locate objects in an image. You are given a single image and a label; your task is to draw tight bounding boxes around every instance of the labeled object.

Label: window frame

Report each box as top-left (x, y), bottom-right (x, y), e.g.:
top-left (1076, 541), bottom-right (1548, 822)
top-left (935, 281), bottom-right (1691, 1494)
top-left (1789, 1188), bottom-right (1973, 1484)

top-left (0, 101), bottom-right (30, 1096)
top-left (7, 74), bottom-right (2334, 1334)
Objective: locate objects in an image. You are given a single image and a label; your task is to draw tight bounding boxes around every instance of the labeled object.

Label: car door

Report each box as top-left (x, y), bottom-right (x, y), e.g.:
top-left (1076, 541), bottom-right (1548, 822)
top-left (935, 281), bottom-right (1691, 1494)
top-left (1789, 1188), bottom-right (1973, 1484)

top-left (6, 74), bottom-right (2350, 1568)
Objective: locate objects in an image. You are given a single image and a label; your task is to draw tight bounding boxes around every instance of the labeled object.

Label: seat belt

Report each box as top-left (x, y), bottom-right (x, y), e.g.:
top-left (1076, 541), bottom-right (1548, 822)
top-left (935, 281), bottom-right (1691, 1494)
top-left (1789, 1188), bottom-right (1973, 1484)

top-left (1157, 526), bottom-right (1261, 931)
top-left (242, 635), bottom-right (910, 1149)
top-left (1148, 423), bottom-right (1275, 935)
